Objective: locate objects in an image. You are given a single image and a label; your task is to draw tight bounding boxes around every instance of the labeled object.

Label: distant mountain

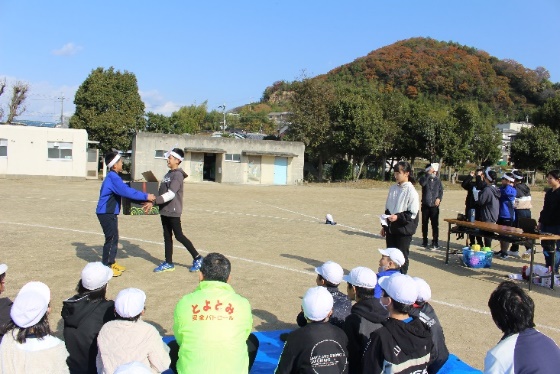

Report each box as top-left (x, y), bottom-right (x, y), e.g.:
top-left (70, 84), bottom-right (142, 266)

top-left (260, 37), bottom-right (557, 116)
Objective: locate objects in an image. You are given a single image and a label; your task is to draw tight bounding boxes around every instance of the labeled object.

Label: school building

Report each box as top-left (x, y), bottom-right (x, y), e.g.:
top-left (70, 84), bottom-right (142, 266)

top-left (0, 124), bottom-right (98, 179)
top-left (131, 132), bottom-right (305, 185)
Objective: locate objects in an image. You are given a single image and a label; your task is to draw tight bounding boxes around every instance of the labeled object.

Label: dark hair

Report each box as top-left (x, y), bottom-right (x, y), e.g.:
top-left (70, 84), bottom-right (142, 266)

top-left (488, 281), bottom-right (535, 335)
top-left (476, 168), bottom-right (484, 173)
top-left (0, 272), bottom-right (5, 284)
top-left (171, 148), bottom-right (184, 159)
top-left (512, 170), bottom-right (523, 179)
top-left (104, 151), bottom-right (119, 168)
top-left (116, 312), bottom-right (142, 322)
top-left (393, 161), bottom-right (416, 185)
top-left (485, 169), bottom-right (497, 183)
top-left (547, 169), bottom-right (560, 180)
top-left (425, 163), bottom-right (431, 169)
top-left (201, 253), bottom-right (231, 283)
top-left (355, 286), bottom-right (374, 300)
top-left (1, 312), bottom-right (52, 344)
top-left (75, 280), bottom-right (108, 302)
top-left (317, 274), bottom-right (338, 288)
top-left (383, 290), bottom-right (412, 314)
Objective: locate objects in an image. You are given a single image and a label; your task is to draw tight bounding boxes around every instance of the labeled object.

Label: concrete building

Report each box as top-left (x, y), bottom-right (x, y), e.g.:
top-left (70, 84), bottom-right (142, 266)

top-left (495, 122), bottom-right (533, 163)
top-left (131, 132), bottom-right (304, 185)
top-left (0, 124), bottom-right (98, 179)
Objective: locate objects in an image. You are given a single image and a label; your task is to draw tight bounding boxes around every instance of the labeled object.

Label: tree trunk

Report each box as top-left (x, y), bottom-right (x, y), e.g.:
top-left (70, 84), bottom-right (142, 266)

top-left (355, 157), bottom-right (365, 182)
top-left (317, 155), bottom-right (323, 182)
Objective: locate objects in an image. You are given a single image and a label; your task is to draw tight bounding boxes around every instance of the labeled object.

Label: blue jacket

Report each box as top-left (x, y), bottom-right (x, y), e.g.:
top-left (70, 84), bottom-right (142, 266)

top-left (374, 268), bottom-right (400, 298)
top-left (499, 184), bottom-right (517, 220)
top-left (96, 171), bottom-right (149, 215)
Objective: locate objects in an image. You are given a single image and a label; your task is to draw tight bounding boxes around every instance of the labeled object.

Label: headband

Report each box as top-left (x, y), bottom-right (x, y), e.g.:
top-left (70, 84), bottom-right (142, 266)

top-left (164, 150), bottom-right (184, 162)
top-left (502, 174), bottom-right (514, 182)
top-left (107, 153), bottom-right (121, 169)
top-left (484, 168), bottom-right (494, 183)
top-left (425, 166), bottom-right (432, 172)
top-left (511, 169), bottom-right (524, 180)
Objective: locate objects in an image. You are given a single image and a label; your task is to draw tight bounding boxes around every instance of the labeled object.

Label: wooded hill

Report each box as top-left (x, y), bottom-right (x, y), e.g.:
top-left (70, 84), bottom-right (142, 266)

top-left (262, 37), bottom-right (557, 121)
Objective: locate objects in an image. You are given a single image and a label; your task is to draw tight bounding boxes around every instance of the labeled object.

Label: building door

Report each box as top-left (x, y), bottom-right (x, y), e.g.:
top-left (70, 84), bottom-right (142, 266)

top-left (203, 153), bottom-right (216, 181)
top-left (273, 157), bottom-right (288, 185)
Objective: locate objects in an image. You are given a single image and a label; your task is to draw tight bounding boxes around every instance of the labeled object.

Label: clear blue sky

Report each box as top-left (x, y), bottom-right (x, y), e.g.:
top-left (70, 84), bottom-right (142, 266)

top-left (1, 0), bottom-right (559, 122)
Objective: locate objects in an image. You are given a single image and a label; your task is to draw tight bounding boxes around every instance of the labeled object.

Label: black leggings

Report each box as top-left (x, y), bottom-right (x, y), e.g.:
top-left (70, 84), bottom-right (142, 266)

top-left (385, 233), bottom-right (413, 274)
top-left (161, 215), bottom-right (199, 263)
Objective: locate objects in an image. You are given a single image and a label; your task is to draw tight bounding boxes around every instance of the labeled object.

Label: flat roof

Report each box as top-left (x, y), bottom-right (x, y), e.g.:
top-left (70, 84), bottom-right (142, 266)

top-left (242, 150), bottom-right (298, 158)
top-left (185, 147), bottom-right (226, 154)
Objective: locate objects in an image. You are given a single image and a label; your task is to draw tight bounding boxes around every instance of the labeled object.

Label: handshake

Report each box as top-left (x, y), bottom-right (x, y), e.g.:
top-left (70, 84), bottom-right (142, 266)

top-left (142, 194), bottom-right (157, 214)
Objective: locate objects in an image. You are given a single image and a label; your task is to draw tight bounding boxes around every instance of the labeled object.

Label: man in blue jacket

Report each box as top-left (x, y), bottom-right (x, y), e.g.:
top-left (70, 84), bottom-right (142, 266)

top-left (96, 151), bottom-right (155, 276)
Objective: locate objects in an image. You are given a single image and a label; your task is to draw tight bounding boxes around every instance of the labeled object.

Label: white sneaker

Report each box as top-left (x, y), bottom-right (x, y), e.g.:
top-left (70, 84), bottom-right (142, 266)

top-left (507, 251), bottom-right (521, 258)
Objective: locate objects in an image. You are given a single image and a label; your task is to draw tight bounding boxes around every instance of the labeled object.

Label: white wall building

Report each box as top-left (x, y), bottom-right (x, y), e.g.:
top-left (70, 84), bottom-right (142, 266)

top-left (0, 124), bottom-right (96, 179)
top-left (495, 122), bottom-right (533, 163)
top-left (132, 132), bottom-right (304, 185)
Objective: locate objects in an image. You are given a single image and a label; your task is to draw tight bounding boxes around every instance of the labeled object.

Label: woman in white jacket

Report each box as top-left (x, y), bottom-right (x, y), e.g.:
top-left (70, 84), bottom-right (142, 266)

top-left (0, 281), bottom-right (69, 374)
top-left (96, 288), bottom-right (170, 374)
top-left (380, 161), bottom-right (420, 274)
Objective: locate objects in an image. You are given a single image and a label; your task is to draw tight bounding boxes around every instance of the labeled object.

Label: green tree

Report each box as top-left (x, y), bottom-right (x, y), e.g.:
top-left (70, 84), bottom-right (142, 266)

top-left (471, 120), bottom-right (502, 166)
top-left (70, 67), bottom-right (145, 153)
top-left (536, 96), bottom-right (560, 132)
top-left (286, 76), bottom-right (335, 181)
top-left (510, 126), bottom-right (560, 171)
top-left (170, 102), bottom-right (207, 134)
top-left (145, 112), bottom-right (172, 133)
top-left (330, 91), bottom-right (388, 181)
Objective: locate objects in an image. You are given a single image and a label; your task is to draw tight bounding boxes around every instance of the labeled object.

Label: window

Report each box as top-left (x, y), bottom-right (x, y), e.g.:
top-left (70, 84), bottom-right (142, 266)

top-left (0, 139), bottom-right (7, 157)
top-left (155, 150), bottom-right (167, 158)
top-left (225, 153), bottom-right (240, 162)
top-left (47, 141), bottom-right (73, 160)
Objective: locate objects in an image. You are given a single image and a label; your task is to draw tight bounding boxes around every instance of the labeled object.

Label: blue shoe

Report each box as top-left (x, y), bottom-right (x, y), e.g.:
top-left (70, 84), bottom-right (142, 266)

top-left (154, 262), bottom-right (175, 273)
top-left (190, 256), bottom-right (203, 272)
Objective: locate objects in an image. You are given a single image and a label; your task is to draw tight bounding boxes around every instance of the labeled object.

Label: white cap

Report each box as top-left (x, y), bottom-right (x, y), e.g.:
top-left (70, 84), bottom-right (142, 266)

top-left (432, 163), bottom-right (439, 172)
top-left (378, 248), bottom-right (405, 267)
top-left (18, 281), bottom-right (51, 302)
top-left (343, 267), bottom-right (377, 289)
top-left (315, 261), bottom-right (344, 285)
top-left (11, 282), bottom-right (51, 328)
top-left (378, 273), bottom-right (418, 305)
top-left (114, 362), bottom-right (153, 374)
top-left (115, 288), bottom-right (146, 318)
top-left (81, 262), bottom-right (113, 290)
top-left (0, 264), bottom-right (7, 275)
top-left (412, 277), bottom-right (431, 302)
top-left (301, 286), bottom-right (333, 321)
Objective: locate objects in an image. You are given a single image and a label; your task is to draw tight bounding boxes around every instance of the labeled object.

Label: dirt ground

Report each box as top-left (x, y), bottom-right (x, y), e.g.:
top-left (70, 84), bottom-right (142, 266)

top-left (1, 178), bottom-right (558, 370)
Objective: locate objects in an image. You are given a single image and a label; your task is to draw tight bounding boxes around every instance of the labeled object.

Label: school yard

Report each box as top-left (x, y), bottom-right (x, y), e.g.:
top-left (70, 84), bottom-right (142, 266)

top-left (0, 178), bottom-right (558, 370)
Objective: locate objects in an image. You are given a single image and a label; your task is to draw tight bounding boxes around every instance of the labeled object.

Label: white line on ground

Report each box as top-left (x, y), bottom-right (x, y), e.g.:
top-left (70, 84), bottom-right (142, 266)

top-left (3, 220), bottom-right (558, 334)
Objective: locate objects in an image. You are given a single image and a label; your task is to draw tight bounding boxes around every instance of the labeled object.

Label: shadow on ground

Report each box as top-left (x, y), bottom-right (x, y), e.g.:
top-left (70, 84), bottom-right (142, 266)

top-left (72, 240), bottom-right (189, 269)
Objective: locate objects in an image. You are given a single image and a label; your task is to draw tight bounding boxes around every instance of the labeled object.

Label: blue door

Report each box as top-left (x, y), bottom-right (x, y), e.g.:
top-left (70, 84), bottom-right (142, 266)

top-left (273, 157), bottom-right (288, 185)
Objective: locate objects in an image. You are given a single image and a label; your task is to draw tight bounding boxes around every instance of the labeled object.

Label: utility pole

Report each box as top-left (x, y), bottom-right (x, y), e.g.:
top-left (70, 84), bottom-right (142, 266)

top-left (58, 95), bottom-right (65, 127)
top-left (218, 104), bottom-right (226, 132)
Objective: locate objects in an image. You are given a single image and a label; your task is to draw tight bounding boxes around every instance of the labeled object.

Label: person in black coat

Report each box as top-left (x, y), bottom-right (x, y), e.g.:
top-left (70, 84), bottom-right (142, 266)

top-left (342, 267), bottom-right (388, 374)
top-left (461, 168), bottom-right (484, 246)
top-left (0, 264), bottom-right (12, 343)
top-left (410, 277), bottom-right (449, 374)
top-left (62, 262), bottom-right (116, 374)
top-left (276, 287), bottom-right (349, 374)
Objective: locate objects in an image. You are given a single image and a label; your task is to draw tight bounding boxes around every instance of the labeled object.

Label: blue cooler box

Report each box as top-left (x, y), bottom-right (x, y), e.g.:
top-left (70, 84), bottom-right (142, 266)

top-left (462, 248), bottom-right (493, 268)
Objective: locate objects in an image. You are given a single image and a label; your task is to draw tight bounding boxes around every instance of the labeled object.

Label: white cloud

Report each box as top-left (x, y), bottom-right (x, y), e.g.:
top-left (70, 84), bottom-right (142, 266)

top-left (141, 89), bottom-right (182, 115)
top-left (52, 42), bottom-right (83, 56)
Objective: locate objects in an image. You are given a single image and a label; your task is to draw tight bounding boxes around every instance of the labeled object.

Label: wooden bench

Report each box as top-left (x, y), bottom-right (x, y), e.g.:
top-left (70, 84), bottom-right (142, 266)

top-left (444, 218), bottom-right (560, 290)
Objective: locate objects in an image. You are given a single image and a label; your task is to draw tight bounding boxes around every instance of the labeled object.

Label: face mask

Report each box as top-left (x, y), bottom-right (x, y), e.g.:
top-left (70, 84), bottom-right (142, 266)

top-left (379, 298), bottom-right (389, 310)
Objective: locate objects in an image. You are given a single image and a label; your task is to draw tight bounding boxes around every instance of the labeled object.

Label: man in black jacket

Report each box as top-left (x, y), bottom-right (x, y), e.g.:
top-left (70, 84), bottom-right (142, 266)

top-left (276, 286), bottom-right (349, 373)
top-left (461, 168), bottom-right (484, 246)
top-left (342, 267), bottom-right (388, 374)
top-left (362, 273), bottom-right (433, 374)
top-left (419, 163), bottom-right (444, 250)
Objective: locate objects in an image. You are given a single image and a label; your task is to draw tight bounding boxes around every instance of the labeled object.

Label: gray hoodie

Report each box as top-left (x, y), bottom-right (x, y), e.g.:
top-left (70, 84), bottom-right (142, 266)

top-left (155, 168), bottom-right (188, 217)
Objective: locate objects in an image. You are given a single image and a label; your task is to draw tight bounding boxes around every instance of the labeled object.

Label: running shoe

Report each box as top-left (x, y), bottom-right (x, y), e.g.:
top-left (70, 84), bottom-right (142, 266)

top-left (190, 256), bottom-right (203, 272)
top-left (154, 262), bottom-right (175, 273)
